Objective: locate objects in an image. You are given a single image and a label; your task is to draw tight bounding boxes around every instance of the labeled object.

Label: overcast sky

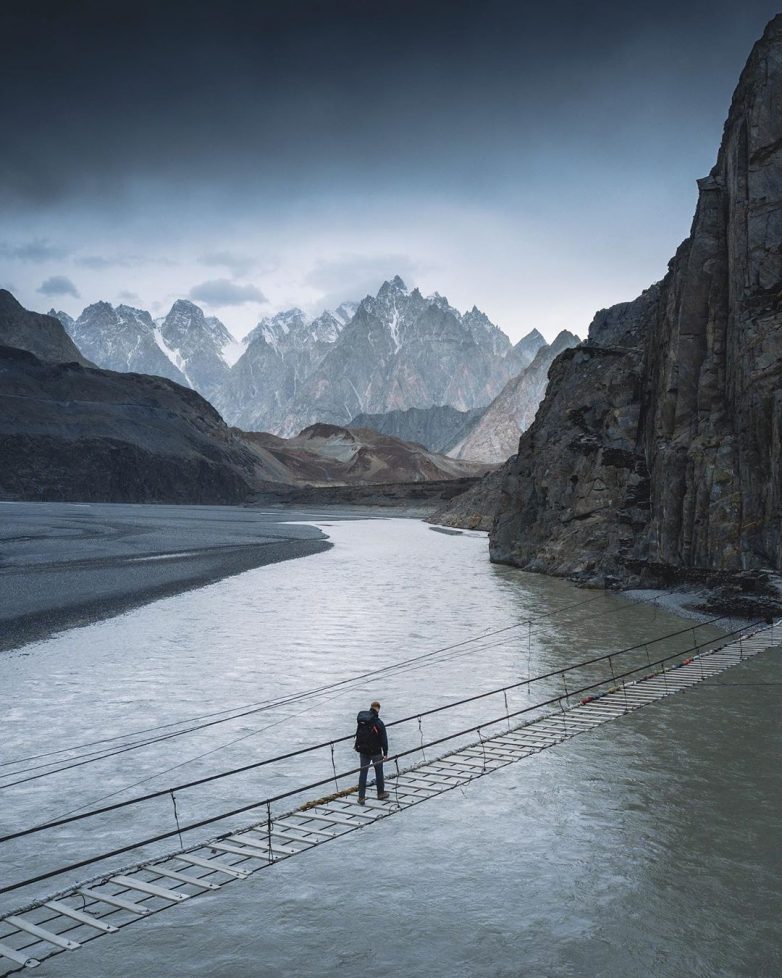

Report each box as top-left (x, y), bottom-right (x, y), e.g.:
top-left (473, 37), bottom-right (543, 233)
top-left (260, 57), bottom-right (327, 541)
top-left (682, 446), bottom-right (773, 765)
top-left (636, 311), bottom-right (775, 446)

top-left (1, 1), bottom-right (778, 342)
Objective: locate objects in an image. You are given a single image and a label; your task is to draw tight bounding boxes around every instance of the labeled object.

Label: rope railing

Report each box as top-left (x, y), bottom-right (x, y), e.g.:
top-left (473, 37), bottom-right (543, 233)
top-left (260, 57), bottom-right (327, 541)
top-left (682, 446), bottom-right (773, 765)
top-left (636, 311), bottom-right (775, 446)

top-left (0, 589), bottom-right (621, 776)
top-left (0, 612), bottom-right (734, 846)
top-left (0, 618), bottom-right (768, 900)
top-left (0, 615), bottom-right (746, 844)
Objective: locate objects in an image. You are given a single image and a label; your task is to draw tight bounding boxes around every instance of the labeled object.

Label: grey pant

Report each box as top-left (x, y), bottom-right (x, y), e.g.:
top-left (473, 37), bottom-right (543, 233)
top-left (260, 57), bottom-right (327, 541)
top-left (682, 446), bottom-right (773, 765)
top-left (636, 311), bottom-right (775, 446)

top-left (358, 752), bottom-right (385, 797)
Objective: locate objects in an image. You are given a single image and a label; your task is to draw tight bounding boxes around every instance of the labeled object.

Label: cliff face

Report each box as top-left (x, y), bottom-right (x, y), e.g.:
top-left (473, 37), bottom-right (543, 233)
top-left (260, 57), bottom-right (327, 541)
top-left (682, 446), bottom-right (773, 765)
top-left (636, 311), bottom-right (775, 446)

top-left (491, 16), bottom-right (782, 584)
top-left (0, 290), bottom-right (91, 366)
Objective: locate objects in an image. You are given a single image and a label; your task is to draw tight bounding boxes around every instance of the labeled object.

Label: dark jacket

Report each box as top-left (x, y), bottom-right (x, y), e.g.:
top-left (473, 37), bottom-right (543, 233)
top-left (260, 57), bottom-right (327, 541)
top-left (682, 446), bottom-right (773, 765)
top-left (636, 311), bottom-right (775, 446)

top-left (355, 708), bottom-right (388, 756)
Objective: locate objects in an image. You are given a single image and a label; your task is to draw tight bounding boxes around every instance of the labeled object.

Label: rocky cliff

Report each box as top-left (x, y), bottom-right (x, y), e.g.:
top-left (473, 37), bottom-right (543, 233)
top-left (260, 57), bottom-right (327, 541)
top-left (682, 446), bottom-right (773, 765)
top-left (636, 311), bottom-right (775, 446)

top-left (52, 299), bottom-right (236, 396)
top-left (1, 291), bottom-right (90, 366)
top-left (0, 345), bottom-right (261, 503)
top-left (450, 330), bottom-right (580, 463)
top-left (490, 16), bottom-right (782, 586)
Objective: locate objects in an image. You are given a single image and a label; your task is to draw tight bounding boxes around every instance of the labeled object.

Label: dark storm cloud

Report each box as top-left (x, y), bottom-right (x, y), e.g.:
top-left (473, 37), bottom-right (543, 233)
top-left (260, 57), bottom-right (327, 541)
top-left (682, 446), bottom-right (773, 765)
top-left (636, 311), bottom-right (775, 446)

top-left (0, 239), bottom-right (68, 261)
top-left (189, 279), bottom-right (268, 306)
top-left (37, 275), bottom-right (80, 298)
top-left (2, 0), bottom-right (779, 210)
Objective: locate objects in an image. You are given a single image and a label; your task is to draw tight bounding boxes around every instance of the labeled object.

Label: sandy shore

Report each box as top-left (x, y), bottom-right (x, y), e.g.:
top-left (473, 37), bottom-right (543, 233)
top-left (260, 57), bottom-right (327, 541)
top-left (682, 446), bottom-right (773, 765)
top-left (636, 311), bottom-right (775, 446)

top-left (0, 501), bottom-right (333, 652)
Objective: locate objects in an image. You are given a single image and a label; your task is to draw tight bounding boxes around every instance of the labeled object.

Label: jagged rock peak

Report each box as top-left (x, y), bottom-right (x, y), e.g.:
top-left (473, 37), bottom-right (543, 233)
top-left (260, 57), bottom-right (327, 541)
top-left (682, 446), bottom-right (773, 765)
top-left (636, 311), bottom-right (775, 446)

top-left (47, 308), bottom-right (74, 328)
top-left (549, 329), bottom-right (580, 351)
top-left (162, 299), bottom-right (232, 343)
top-left (78, 300), bottom-right (115, 320)
top-left (334, 301), bottom-right (358, 325)
top-left (245, 308), bottom-right (311, 351)
top-left (514, 328), bottom-right (545, 351)
top-left (116, 304), bottom-right (155, 328)
top-left (378, 275), bottom-right (408, 296)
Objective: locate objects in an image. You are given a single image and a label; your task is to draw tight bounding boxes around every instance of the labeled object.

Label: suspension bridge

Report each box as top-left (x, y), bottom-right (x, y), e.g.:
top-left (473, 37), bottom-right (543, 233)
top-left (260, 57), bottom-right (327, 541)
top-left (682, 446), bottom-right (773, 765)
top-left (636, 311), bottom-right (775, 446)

top-left (0, 613), bottom-right (778, 974)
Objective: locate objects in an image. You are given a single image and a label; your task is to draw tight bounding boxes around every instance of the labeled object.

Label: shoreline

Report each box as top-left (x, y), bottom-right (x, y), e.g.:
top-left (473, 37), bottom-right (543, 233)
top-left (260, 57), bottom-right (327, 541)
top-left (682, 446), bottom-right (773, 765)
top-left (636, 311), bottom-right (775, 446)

top-left (616, 582), bottom-right (781, 634)
top-left (0, 502), bottom-right (333, 653)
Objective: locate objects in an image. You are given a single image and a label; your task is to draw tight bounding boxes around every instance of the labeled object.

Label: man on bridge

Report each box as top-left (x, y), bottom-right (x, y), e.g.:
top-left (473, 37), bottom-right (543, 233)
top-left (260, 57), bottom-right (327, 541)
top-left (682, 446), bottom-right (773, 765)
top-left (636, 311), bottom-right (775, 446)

top-left (355, 700), bottom-right (390, 804)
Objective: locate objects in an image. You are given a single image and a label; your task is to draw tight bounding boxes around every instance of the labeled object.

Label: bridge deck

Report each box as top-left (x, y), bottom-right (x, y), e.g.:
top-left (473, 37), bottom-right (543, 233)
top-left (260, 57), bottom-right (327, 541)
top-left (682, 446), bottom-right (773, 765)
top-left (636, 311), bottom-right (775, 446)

top-left (0, 623), bottom-right (778, 973)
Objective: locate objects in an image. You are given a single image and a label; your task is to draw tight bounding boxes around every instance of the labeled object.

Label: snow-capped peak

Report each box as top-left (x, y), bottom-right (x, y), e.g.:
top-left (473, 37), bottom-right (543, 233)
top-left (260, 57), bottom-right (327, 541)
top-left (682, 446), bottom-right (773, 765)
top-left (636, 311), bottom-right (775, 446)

top-left (245, 308), bottom-right (310, 352)
top-left (334, 301), bottom-right (358, 326)
top-left (377, 275), bottom-right (408, 298)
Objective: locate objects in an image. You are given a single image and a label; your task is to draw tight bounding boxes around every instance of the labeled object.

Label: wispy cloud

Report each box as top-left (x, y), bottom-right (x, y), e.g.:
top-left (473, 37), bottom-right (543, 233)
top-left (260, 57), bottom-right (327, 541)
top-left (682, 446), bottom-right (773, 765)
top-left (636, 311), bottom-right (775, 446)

top-left (76, 254), bottom-right (176, 269)
top-left (0, 239), bottom-right (68, 262)
top-left (188, 279), bottom-right (268, 306)
top-left (304, 253), bottom-right (423, 309)
top-left (199, 250), bottom-right (263, 278)
top-left (37, 275), bottom-right (80, 298)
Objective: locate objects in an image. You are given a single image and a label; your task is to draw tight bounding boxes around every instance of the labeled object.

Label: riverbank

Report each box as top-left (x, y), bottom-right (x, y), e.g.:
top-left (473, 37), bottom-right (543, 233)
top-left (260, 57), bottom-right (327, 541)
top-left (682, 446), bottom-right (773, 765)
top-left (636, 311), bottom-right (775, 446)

top-left (0, 502), bottom-right (333, 652)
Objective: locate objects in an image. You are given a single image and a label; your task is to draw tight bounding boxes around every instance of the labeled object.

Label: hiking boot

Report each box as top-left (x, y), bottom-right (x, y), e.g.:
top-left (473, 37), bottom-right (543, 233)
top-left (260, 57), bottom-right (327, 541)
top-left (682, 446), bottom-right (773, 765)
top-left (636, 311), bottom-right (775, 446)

top-left (357, 797), bottom-right (366, 805)
top-left (377, 791), bottom-right (390, 800)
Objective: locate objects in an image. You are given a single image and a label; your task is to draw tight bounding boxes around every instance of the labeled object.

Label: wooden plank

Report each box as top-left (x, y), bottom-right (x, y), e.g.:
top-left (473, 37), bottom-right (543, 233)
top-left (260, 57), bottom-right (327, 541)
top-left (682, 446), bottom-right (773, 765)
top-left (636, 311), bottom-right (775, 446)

top-left (77, 889), bottom-right (151, 915)
top-left (209, 842), bottom-right (270, 860)
top-left (294, 811), bottom-right (366, 827)
top-left (6, 915), bottom-right (80, 950)
top-left (275, 822), bottom-right (341, 840)
top-left (148, 867), bottom-right (220, 891)
top-left (43, 901), bottom-right (119, 933)
top-left (175, 855), bottom-right (249, 879)
top-left (112, 876), bottom-right (189, 902)
top-left (228, 835), bottom-right (304, 855)
top-left (0, 941), bottom-right (41, 969)
top-left (394, 780), bottom-right (441, 794)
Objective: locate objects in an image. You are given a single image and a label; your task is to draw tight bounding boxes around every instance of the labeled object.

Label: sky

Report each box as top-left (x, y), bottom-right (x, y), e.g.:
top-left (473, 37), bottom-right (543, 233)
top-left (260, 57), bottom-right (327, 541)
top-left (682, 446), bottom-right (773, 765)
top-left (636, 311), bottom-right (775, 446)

top-left (1, 0), bottom-right (779, 343)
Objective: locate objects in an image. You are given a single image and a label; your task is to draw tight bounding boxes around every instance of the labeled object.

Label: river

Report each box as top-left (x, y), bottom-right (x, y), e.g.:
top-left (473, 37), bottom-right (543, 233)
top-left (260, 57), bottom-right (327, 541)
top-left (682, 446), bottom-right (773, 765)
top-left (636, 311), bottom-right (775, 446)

top-left (1, 512), bottom-right (779, 977)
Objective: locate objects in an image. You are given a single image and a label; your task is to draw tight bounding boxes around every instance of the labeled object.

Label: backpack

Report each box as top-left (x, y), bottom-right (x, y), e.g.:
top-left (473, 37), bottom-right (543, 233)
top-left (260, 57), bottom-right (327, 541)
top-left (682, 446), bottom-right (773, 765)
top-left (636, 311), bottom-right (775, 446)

top-left (354, 710), bottom-right (381, 754)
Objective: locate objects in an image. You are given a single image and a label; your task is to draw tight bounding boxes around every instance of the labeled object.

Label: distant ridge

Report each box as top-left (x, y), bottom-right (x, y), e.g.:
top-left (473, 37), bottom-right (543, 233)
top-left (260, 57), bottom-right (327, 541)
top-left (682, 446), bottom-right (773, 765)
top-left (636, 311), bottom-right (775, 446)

top-left (52, 280), bottom-right (550, 441)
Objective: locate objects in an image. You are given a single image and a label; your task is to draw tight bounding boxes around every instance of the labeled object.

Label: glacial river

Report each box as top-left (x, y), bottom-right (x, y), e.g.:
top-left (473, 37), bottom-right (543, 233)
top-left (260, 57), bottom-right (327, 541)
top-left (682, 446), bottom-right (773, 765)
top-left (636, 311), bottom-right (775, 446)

top-left (2, 515), bottom-right (780, 977)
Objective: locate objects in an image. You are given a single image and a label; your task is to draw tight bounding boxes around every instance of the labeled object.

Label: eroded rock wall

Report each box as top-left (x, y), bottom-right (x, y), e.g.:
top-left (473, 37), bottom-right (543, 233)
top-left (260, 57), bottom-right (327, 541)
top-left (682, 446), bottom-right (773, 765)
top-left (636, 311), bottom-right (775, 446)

top-left (491, 16), bottom-right (782, 584)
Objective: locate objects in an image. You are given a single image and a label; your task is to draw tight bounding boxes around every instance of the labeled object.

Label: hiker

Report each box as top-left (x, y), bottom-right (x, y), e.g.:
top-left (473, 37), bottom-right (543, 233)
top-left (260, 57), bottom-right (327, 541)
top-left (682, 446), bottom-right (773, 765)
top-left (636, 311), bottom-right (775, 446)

top-left (354, 700), bottom-right (390, 804)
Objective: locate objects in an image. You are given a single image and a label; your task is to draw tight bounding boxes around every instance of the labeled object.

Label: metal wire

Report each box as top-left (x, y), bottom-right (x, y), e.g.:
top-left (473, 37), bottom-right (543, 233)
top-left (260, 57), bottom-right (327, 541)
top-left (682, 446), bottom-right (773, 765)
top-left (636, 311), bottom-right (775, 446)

top-left (0, 621), bottom-right (768, 899)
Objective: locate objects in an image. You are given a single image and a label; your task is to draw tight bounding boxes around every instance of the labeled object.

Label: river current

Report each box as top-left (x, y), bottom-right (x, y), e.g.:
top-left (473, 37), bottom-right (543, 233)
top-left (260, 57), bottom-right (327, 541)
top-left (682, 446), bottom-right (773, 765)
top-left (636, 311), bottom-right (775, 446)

top-left (2, 515), bottom-right (779, 977)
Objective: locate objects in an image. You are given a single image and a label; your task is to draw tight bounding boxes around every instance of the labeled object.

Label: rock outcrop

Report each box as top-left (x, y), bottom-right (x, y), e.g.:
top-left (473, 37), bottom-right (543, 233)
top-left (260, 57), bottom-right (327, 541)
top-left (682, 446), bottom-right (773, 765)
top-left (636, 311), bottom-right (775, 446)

top-left (0, 345), bottom-right (261, 503)
top-left (489, 16), bottom-right (782, 585)
top-left (62, 301), bottom-right (190, 385)
top-left (1, 290), bottom-right (90, 366)
top-left (450, 330), bottom-right (580, 463)
top-left (243, 423), bottom-right (491, 486)
top-left (348, 404), bottom-right (484, 454)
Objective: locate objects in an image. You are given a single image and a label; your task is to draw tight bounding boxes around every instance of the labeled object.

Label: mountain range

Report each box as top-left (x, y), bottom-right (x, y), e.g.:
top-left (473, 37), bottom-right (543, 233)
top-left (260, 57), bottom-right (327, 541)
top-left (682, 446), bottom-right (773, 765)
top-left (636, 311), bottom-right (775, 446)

top-left (1, 290), bottom-right (487, 503)
top-left (50, 278), bottom-right (567, 460)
